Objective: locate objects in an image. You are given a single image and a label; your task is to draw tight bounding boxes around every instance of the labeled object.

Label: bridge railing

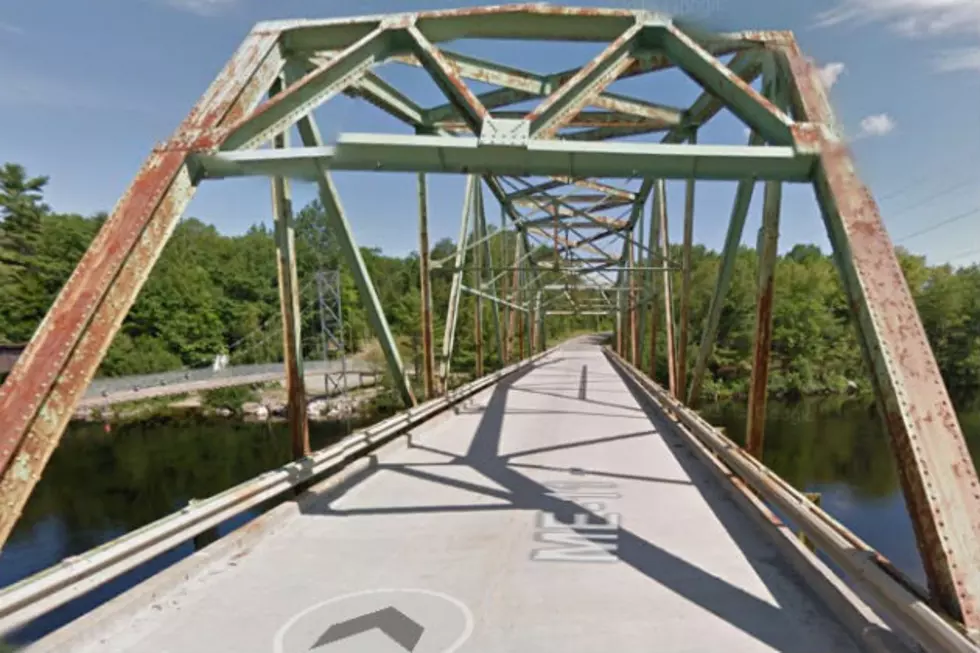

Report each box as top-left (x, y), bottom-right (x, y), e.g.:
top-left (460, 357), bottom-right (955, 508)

top-left (605, 347), bottom-right (978, 653)
top-left (0, 346), bottom-right (556, 639)
top-left (79, 359), bottom-right (380, 408)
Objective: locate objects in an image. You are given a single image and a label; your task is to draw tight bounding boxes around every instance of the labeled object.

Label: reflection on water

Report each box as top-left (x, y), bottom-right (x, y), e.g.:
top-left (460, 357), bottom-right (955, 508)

top-left (2, 399), bottom-right (980, 644)
top-left (698, 396), bottom-right (980, 589)
top-left (0, 413), bottom-right (379, 644)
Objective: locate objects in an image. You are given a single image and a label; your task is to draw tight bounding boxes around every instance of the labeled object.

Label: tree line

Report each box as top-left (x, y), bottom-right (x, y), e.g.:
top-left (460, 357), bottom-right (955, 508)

top-left (2, 161), bottom-right (980, 402)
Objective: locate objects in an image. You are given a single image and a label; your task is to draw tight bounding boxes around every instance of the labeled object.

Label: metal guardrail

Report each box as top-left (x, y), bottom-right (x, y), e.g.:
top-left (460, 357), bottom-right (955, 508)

top-left (84, 359), bottom-right (376, 397)
top-left (0, 347), bottom-right (557, 636)
top-left (604, 347), bottom-right (979, 653)
top-left (78, 359), bottom-right (379, 408)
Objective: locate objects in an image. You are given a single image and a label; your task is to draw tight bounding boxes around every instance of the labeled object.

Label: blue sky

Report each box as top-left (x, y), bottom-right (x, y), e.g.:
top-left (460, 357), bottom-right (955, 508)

top-left (1, 0), bottom-right (978, 264)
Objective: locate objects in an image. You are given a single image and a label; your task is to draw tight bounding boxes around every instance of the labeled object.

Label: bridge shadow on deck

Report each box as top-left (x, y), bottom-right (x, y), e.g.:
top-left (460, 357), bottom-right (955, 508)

top-left (298, 355), bottom-right (854, 653)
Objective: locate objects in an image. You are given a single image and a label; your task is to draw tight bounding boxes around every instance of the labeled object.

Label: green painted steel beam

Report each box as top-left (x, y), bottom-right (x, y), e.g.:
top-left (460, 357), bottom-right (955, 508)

top-left (660, 24), bottom-right (794, 146)
top-left (196, 135), bottom-right (813, 182)
top-left (221, 28), bottom-right (391, 151)
top-left (474, 189), bottom-right (505, 365)
top-left (526, 22), bottom-right (644, 139)
top-left (407, 25), bottom-right (487, 134)
top-left (664, 50), bottom-right (762, 143)
top-left (293, 113), bottom-right (416, 408)
top-left (303, 56), bottom-right (426, 127)
top-left (439, 176), bottom-right (476, 386)
top-left (687, 131), bottom-right (764, 407)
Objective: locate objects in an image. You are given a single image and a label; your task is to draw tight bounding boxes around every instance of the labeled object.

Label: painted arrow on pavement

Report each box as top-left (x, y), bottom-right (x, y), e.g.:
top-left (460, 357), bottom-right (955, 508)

top-left (311, 606), bottom-right (424, 651)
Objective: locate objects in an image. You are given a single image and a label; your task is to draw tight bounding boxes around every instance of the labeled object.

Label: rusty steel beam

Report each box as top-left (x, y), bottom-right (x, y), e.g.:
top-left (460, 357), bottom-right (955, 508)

top-left (526, 22), bottom-right (642, 139)
top-left (0, 30), bottom-right (286, 550)
top-left (746, 177), bottom-right (781, 460)
top-left (629, 243), bottom-right (638, 366)
top-left (655, 180), bottom-right (677, 397)
top-left (677, 130), bottom-right (696, 400)
top-left (781, 42), bottom-right (980, 637)
top-left (648, 191), bottom-right (661, 381)
top-left (746, 58), bottom-right (787, 460)
top-left (407, 25), bottom-right (487, 134)
top-left (418, 173), bottom-right (436, 399)
top-left (270, 77), bottom-right (310, 459)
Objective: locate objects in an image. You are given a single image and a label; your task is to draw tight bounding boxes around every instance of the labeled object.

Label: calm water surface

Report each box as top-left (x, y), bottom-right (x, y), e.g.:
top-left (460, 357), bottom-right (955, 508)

top-left (2, 399), bottom-right (979, 644)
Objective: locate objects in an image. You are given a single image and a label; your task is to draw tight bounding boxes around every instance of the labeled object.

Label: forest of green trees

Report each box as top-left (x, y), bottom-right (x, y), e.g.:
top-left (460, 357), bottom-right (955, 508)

top-left (3, 161), bottom-right (980, 403)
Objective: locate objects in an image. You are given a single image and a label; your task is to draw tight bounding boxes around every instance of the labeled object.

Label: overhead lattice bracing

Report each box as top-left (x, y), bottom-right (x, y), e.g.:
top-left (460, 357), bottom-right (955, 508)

top-left (0, 4), bottom-right (978, 641)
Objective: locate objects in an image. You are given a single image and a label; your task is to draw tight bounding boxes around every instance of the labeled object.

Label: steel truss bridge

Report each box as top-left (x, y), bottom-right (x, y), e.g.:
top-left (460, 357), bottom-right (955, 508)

top-left (0, 5), bottom-right (978, 652)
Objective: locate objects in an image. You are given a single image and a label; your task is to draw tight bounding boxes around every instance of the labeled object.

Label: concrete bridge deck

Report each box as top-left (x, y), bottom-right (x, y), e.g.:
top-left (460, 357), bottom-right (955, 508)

top-left (28, 340), bottom-right (872, 653)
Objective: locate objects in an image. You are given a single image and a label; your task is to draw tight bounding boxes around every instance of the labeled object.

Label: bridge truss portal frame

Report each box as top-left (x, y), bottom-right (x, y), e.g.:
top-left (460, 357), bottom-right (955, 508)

top-left (0, 3), bottom-right (978, 642)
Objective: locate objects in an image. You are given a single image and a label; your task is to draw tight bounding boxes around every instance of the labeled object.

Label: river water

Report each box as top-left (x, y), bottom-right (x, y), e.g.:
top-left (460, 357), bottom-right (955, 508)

top-left (2, 399), bottom-right (979, 644)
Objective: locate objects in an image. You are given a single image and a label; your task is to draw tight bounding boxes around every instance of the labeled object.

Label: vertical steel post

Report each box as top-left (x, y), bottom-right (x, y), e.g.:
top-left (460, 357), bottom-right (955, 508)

top-left (636, 200), bottom-right (647, 367)
top-left (270, 77), bottom-right (309, 458)
top-left (507, 238), bottom-right (521, 362)
top-left (615, 290), bottom-right (623, 355)
top-left (501, 225), bottom-right (511, 365)
top-left (417, 173), bottom-right (436, 399)
top-left (474, 196), bottom-right (484, 377)
top-left (439, 177), bottom-right (475, 391)
top-left (687, 132), bottom-right (762, 407)
top-left (629, 243), bottom-right (639, 366)
top-left (476, 191), bottom-right (504, 367)
top-left (295, 112), bottom-right (416, 408)
top-left (656, 180), bottom-right (678, 397)
top-left (648, 192), bottom-right (661, 381)
top-left (677, 130), bottom-right (697, 403)
top-left (746, 60), bottom-right (785, 459)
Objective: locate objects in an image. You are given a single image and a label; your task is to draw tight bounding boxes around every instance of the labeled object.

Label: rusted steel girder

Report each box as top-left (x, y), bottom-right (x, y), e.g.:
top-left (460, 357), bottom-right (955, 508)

top-left (628, 243), bottom-right (639, 366)
top-left (270, 78), bottom-right (310, 458)
top-left (654, 180), bottom-right (677, 397)
top-left (746, 177), bottom-right (782, 460)
top-left (0, 31), bottom-right (285, 549)
top-left (676, 130), bottom-right (697, 400)
top-left (781, 42), bottom-right (980, 637)
top-left (418, 173), bottom-right (436, 399)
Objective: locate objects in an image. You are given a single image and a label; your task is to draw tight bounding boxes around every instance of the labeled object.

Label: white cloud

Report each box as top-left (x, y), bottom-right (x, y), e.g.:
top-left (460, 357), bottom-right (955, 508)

top-left (817, 62), bottom-right (846, 89)
top-left (163, 0), bottom-right (239, 16)
top-left (815, 0), bottom-right (980, 35)
top-left (935, 47), bottom-right (980, 71)
top-left (815, 0), bottom-right (980, 71)
top-left (857, 113), bottom-right (897, 138)
top-left (0, 21), bottom-right (23, 35)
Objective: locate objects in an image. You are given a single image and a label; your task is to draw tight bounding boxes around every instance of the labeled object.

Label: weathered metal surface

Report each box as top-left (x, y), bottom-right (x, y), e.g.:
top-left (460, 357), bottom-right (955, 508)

top-left (687, 132), bottom-right (762, 407)
top-left (439, 177), bottom-right (475, 389)
top-left (648, 191), bottom-right (660, 380)
top-left (195, 134), bottom-right (814, 182)
top-left (293, 112), bottom-right (416, 408)
top-left (527, 23), bottom-right (641, 139)
top-left (474, 217), bottom-right (485, 377)
top-left (662, 24), bottom-right (793, 146)
top-left (628, 243), bottom-right (639, 366)
top-left (789, 71), bottom-right (980, 643)
top-left (222, 28), bottom-right (389, 151)
top-left (0, 29), bottom-right (284, 549)
top-left (677, 130), bottom-right (696, 400)
top-left (408, 26), bottom-right (487, 134)
top-left (270, 77), bottom-right (310, 458)
top-left (746, 178), bottom-right (782, 460)
top-left (417, 173), bottom-right (436, 399)
top-left (655, 180), bottom-right (677, 396)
